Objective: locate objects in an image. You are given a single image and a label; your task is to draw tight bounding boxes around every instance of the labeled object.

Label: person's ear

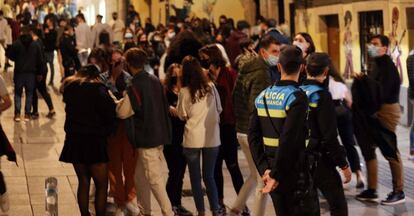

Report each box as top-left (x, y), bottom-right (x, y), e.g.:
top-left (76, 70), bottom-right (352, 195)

top-left (277, 63), bottom-right (283, 73)
top-left (322, 67), bottom-right (329, 78)
top-left (259, 48), bottom-right (267, 58)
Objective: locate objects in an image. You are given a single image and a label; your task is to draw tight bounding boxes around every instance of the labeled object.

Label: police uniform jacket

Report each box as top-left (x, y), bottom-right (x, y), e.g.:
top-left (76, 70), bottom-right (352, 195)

top-left (248, 80), bottom-right (308, 192)
top-left (300, 80), bottom-right (348, 168)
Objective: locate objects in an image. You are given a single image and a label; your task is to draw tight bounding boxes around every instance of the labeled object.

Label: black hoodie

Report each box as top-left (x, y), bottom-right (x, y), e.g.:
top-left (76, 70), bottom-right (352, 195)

top-left (6, 34), bottom-right (43, 77)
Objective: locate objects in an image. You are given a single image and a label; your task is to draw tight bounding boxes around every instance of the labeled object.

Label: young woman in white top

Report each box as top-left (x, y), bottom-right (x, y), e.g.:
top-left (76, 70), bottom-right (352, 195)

top-left (328, 64), bottom-right (365, 188)
top-left (177, 56), bottom-right (224, 216)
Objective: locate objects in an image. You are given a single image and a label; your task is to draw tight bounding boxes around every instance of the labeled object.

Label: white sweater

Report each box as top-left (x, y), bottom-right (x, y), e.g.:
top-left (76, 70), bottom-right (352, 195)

top-left (75, 22), bottom-right (92, 51)
top-left (177, 84), bottom-right (222, 148)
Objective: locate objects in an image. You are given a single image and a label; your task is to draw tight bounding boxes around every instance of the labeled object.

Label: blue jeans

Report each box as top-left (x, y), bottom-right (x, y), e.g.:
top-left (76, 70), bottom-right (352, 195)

top-left (14, 73), bottom-right (36, 115)
top-left (183, 147), bottom-right (220, 212)
top-left (44, 51), bottom-right (55, 84)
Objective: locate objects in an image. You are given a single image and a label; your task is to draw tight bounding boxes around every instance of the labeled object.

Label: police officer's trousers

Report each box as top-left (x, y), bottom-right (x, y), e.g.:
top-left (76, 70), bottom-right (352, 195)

top-left (270, 186), bottom-right (319, 216)
top-left (314, 156), bottom-right (348, 216)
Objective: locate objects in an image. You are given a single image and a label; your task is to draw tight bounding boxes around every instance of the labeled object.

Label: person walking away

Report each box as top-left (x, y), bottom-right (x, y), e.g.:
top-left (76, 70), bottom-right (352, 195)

top-left (44, 17), bottom-right (58, 86)
top-left (59, 65), bottom-right (116, 216)
top-left (0, 74), bottom-right (15, 214)
top-left (6, 26), bottom-right (42, 122)
top-left (231, 35), bottom-right (282, 216)
top-left (163, 63), bottom-right (193, 216)
top-left (115, 48), bottom-right (174, 216)
top-left (29, 25), bottom-right (56, 119)
top-left (199, 44), bottom-right (245, 215)
top-left (300, 53), bottom-right (352, 215)
top-left (328, 63), bottom-right (365, 188)
top-left (248, 46), bottom-right (319, 215)
top-left (109, 12), bottom-right (125, 48)
top-left (408, 49), bottom-right (414, 160)
top-left (177, 56), bottom-right (224, 216)
top-left (100, 49), bottom-right (139, 216)
top-left (59, 25), bottom-right (80, 79)
top-left (75, 13), bottom-right (92, 66)
top-left (355, 35), bottom-right (405, 205)
top-left (92, 15), bottom-right (113, 48)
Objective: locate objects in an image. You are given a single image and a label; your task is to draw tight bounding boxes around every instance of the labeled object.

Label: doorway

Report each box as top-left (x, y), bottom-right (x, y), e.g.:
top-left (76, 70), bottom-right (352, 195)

top-left (321, 15), bottom-right (340, 71)
top-left (255, 0), bottom-right (261, 21)
top-left (358, 10), bottom-right (384, 73)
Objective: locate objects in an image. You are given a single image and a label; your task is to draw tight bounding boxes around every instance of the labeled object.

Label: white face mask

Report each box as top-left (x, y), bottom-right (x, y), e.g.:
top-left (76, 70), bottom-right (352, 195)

top-left (264, 51), bottom-right (279, 66)
top-left (293, 41), bottom-right (308, 53)
top-left (124, 32), bottom-right (133, 39)
top-left (167, 31), bottom-right (176, 40)
top-left (367, 44), bottom-right (381, 58)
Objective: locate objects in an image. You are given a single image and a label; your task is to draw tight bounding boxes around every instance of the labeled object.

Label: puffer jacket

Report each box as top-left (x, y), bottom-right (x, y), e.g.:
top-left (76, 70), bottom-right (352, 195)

top-left (233, 56), bottom-right (271, 134)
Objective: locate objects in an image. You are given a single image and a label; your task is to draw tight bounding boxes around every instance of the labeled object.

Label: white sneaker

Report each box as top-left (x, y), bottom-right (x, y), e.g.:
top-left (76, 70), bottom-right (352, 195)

top-left (0, 192), bottom-right (10, 212)
top-left (125, 201), bottom-right (140, 216)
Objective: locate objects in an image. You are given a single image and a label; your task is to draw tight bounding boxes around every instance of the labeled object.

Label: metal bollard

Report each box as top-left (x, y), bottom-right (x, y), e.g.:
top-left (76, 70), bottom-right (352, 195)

top-left (45, 177), bottom-right (58, 216)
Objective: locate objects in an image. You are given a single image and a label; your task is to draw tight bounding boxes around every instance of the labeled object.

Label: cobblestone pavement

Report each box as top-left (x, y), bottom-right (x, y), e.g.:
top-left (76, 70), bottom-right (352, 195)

top-left (0, 51), bottom-right (413, 215)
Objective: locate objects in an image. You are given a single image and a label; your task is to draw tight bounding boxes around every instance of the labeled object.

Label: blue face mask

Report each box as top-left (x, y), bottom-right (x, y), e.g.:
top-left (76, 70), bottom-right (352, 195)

top-left (265, 53), bottom-right (279, 66)
top-left (368, 44), bottom-right (381, 58)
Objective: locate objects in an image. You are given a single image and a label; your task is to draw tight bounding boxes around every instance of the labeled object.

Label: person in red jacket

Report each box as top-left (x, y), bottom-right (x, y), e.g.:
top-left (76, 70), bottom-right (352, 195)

top-left (225, 20), bottom-right (250, 69)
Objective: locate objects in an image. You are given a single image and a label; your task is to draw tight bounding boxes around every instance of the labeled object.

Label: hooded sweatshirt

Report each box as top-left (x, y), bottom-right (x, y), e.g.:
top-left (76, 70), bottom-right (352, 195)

top-left (6, 34), bottom-right (43, 76)
top-left (225, 30), bottom-right (248, 68)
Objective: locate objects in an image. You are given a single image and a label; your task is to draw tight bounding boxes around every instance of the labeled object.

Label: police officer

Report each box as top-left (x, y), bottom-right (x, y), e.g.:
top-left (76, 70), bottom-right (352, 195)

top-left (248, 46), bottom-right (318, 215)
top-left (300, 53), bottom-right (352, 216)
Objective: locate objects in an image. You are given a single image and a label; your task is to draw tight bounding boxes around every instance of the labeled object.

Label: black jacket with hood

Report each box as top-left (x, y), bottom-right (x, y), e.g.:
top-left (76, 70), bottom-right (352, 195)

top-left (6, 34), bottom-right (43, 77)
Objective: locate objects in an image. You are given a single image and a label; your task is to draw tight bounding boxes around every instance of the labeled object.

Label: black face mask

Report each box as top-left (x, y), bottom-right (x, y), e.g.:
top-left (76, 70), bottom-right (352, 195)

top-left (170, 76), bottom-right (178, 86)
top-left (200, 59), bottom-right (210, 69)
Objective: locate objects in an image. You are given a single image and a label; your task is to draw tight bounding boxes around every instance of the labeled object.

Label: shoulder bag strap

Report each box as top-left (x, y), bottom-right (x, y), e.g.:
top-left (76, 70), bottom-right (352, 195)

top-left (262, 87), bottom-right (280, 138)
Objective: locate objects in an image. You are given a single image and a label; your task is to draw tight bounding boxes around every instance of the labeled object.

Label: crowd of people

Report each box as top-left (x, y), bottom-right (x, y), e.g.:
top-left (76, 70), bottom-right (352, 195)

top-left (0, 3), bottom-right (413, 216)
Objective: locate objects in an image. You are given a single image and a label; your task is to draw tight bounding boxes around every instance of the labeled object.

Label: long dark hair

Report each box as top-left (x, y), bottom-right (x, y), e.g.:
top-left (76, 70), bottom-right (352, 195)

top-left (167, 30), bottom-right (202, 59)
top-left (181, 56), bottom-right (211, 103)
top-left (164, 63), bottom-right (181, 91)
top-left (328, 62), bottom-right (345, 83)
top-left (296, 32), bottom-right (316, 56)
top-left (88, 48), bottom-right (110, 72)
top-left (199, 44), bottom-right (226, 68)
